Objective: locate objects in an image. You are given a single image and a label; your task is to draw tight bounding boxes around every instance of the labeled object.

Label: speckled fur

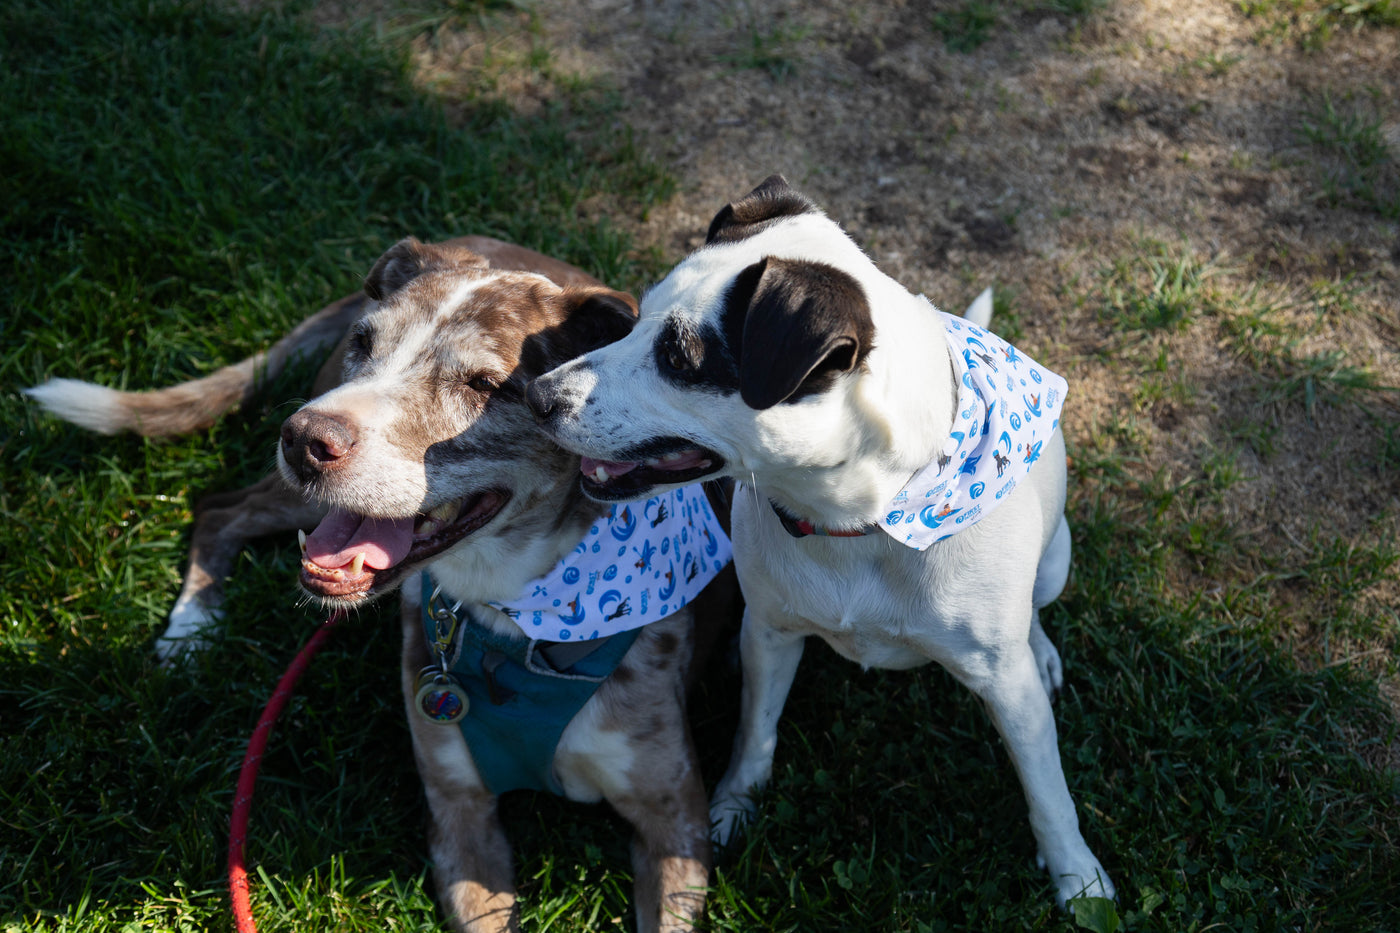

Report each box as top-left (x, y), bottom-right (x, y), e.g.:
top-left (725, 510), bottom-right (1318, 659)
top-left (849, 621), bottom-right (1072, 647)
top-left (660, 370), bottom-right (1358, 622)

top-left (27, 236), bottom-right (725, 932)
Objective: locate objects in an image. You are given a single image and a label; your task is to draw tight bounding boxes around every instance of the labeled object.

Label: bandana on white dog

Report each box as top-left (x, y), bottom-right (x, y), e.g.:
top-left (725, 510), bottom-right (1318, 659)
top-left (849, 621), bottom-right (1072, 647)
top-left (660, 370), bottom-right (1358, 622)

top-left (489, 485), bottom-right (732, 641)
top-left (879, 310), bottom-right (1067, 550)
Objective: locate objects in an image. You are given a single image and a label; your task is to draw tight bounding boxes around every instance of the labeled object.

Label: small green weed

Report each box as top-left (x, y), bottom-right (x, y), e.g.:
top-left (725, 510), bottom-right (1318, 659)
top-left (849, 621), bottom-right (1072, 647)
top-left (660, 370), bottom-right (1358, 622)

top-left (933, 0), bottom-right (1105, 53)
top-left (1239, 0), bottom-right (1400, 47)
top-left (721, 22), bottom-right (811, 78)
top-left (1216, 286), bottom-right (1298, 366)
top-left (1259, 348), bottom-right (1393, 418)
top-left (1100, 245), bottom-right (1219, 334)
top-left (1181, 51), bottom-right (1244, 77)
top-left (1300, 89), bottom-right (1400, 218)
top-left (934, 1), bottom-right (1002, 52)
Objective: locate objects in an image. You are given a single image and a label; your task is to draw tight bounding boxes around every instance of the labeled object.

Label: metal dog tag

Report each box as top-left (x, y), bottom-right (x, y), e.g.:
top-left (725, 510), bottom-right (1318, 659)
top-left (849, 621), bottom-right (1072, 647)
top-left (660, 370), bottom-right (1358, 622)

top-left (414, 669), bottom-right (468, 724)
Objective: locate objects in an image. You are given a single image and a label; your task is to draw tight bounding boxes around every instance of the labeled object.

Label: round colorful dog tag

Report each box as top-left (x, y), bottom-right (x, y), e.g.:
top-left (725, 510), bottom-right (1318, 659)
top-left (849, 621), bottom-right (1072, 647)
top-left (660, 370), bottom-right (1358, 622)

top-left (415, 670), bottom-right (468, 724)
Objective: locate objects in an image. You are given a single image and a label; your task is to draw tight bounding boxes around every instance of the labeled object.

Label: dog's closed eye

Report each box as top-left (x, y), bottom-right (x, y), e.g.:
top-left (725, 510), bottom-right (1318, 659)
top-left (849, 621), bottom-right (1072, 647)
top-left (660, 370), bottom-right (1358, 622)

top-left (349, 327), bottom-right (374, 360)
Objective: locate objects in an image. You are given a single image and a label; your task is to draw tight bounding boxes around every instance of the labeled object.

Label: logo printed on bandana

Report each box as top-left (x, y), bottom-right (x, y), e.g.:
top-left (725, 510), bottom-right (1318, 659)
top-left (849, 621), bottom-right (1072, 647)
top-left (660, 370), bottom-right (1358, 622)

top-left (881, 310), bottom-right (1067, 551)
top-left (610, 506), bottom-right (638, 541)
top-left (491, 485), bottom-right (733, 640)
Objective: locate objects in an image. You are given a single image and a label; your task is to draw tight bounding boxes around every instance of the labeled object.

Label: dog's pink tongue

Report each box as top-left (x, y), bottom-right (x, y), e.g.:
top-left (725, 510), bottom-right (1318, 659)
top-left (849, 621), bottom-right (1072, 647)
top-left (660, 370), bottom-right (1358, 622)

top-left (304, 508), bottom-right (414, 570)
top-left (580, 455), bottom-right (638, 478)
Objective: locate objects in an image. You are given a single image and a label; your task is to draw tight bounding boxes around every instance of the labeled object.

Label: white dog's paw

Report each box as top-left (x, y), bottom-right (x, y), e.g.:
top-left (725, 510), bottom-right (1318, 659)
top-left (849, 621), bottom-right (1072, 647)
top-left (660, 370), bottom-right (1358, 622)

top-left (708, 787), bottom-right (758, 847)
top-left (1027, 623), bottom-right (1064, 699)
top-left (155, 597), bottom-right (223, 662)
top-left (1039, 851), bottom-right (1116, 909)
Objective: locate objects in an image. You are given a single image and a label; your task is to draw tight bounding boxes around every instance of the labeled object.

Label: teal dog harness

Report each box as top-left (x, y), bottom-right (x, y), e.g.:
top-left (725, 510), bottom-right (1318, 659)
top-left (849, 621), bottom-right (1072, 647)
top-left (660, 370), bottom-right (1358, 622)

top-left (418, 572), bottom-right (641, 796)
top-left (412, 485), bottom-right (732, 796)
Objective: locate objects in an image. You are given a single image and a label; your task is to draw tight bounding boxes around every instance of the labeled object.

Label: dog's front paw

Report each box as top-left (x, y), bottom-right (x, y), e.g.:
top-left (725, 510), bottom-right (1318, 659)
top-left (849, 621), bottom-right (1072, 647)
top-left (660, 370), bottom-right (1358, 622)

top-left (708, 787), bottom-right (757, 847)
top-left (1039, 851), bottom-right (1115, 909)
top-left (156, 596), bottom-right (223, 662)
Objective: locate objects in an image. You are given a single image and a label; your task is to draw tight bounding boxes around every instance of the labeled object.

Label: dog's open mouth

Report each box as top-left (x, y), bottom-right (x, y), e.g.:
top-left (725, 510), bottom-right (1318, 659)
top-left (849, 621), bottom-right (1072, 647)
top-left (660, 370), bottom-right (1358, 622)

top-left (298, 489), bottom-right (510, 603)
top-left (578, 441), bottom-right (724, 501)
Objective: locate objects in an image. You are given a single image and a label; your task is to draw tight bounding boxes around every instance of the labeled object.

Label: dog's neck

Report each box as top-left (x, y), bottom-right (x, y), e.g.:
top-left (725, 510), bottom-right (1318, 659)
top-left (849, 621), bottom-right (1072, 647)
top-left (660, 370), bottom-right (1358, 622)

top-left (424, 475), bottom-right (606, 635)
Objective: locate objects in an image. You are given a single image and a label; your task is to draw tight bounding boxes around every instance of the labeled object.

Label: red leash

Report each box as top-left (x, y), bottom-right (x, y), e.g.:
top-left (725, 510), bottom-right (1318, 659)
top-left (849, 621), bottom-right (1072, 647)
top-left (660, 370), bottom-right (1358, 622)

top-left (228, 611), bottom-right (346, 933)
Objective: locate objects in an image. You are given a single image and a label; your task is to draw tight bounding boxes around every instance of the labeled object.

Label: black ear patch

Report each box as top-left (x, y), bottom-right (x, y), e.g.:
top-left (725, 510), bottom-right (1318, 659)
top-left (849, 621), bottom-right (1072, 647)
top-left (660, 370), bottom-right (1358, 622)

top-left (734, 257), bottom-right (874, 410)
top-left (363, 237), bottom-right (488, 301)
top-left (706, 174), bottom-right (822, 245)
top-left (522, 288), bottom-right (639, 377)
top-left (560, 288), bottom-right (639, 353)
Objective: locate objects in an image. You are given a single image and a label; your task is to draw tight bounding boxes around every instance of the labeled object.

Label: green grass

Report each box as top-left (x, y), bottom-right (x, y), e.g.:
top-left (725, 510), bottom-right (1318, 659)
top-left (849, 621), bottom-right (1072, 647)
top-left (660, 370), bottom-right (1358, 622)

top-left (1238, 0), bottom-right (1400, 47)
top-left (720, 22), bottom-right (811, 79)
top-left (933, 1), bottom-right (1003, 52)
top-left (4, 1), bottom-right (1400, 932)
top-left (1099, 246), bottom-right (1219, 334)
top-left (931, 0), bottom-right (1106, 53)
top-left (1300, 89), bottom-right (1400, 219)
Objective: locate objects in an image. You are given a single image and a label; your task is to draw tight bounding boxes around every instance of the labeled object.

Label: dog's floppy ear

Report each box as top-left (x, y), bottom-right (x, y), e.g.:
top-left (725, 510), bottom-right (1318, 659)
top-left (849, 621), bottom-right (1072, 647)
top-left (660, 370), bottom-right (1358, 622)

top-left (363, 237), bottom-right (488, 301)
top-left (523, 287), bottom-right (639, 376)
top-left (731, 257), bottom-right (874, 410)
top-left (559, 287), bottom-right (639, 352)
top-left (706, 174), bottom-right (822, 245)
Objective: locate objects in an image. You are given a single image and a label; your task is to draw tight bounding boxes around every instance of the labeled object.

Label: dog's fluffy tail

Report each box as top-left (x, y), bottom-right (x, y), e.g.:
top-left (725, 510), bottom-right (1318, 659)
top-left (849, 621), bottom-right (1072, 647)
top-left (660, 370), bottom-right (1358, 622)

top-left (963, 287), bottom-right (994, 328)
top-left (24, 293), bottom-right (366, 437)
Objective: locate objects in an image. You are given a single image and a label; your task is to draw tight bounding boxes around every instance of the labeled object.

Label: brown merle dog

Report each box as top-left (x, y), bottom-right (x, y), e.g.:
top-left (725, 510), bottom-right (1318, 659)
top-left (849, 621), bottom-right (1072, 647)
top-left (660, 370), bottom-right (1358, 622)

top-left (27, 237), bottom-right (727, 932)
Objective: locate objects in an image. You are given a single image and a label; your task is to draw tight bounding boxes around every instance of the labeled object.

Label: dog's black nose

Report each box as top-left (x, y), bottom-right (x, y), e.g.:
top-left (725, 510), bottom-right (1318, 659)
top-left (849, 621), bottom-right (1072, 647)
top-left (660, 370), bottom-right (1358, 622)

top-left (525, 380), bottom-right (556, 423)
top-left (280, 409), bottom-right (358, 481)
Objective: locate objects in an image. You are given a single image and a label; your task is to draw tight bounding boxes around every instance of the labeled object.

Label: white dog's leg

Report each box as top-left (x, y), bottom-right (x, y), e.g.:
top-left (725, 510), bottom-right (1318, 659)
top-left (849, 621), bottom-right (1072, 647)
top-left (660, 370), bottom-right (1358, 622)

top-left (1032, 515), bottom-right (1072, 608)
top-left (976, 646), bottom-right (1114, 906)
top-left (1027, 614), bottom-right (1063, 700)
top-left (709, 610), bottom-right (805, 846)
top-left (1027, 514), bottom-right (1072, 697)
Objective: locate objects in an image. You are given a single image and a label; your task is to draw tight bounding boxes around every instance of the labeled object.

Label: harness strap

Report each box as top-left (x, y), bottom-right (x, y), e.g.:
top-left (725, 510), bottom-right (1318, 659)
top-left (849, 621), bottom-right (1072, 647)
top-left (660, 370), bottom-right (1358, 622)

top-left (419, 572), bottom-right (641, 795)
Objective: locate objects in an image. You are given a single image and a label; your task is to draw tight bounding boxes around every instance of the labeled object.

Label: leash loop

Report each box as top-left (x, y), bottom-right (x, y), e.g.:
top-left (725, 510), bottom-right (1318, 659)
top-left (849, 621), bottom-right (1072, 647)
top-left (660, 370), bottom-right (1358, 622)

top-left (426, 580), bottom-right (464, 675)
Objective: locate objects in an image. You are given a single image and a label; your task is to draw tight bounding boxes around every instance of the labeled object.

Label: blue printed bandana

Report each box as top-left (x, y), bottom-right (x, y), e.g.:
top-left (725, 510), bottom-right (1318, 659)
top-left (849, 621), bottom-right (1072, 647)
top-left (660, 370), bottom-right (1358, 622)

top-left (879, 311), bottom-right (1067, 550)
top-left (489, 485), bottom-right (733, 641)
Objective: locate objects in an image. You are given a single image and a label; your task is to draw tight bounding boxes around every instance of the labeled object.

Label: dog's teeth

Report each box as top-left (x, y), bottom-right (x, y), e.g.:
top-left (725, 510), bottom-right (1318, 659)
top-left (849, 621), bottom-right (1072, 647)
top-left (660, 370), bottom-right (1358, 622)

top-left (350, 553), bottom-right (365, 576)
top-left (428, 501), bottom-right (458, 522)
top-left (593, 466), bottom-right (610, 483)
top-left (298, 529), bottom-right (307, 553)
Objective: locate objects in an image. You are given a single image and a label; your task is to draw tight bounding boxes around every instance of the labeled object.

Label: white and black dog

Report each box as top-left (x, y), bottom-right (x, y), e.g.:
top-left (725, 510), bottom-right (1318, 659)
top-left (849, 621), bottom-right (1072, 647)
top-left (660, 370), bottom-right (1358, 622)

top-left (526, 176), bottom-right (1115, 907)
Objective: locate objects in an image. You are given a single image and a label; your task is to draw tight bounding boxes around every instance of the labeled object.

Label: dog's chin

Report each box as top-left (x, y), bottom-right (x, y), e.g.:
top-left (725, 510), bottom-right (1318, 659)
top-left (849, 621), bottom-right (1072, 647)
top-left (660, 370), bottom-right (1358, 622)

top-left (298, 489), bottom-right (511, 606)
top-left (577, 441), bottom-right (724, 502)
